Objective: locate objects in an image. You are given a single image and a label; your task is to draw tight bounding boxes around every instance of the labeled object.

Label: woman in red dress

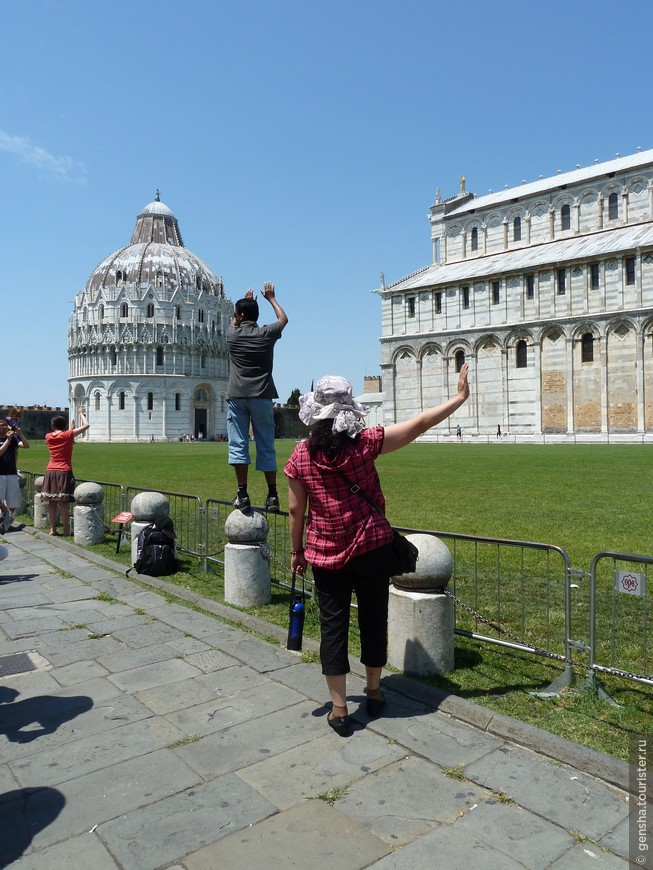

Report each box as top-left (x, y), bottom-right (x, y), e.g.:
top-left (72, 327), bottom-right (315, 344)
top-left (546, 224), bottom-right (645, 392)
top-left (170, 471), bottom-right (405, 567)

top-left (41, 407), bottom-right (90, 536)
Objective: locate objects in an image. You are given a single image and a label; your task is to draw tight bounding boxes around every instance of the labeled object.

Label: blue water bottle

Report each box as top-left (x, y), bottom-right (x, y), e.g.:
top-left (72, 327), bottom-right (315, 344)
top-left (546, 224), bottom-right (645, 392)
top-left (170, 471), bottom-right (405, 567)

top-left (287, 571), bottom-right (305, 651)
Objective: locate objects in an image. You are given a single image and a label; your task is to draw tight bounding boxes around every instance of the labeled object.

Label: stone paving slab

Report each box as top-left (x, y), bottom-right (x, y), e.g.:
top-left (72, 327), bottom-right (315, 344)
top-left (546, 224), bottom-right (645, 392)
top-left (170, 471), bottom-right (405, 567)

top-left (21, 749), bottom-right (200, 851)
top-left (10, 715), bottom-right (183, 786)
top-left (194, 662), bottom-right (269, 698)
top-left (464, 744), bottom-right (630, 842)
top-left (1, 692), bottom-right (154, 760)
top-left (108, 620), bottom-right (186, 649)
top-left (164, 680), bottom-right (306, 738)
top-left (136, 676), bottom-right (217, 716)
top-left (48, 658), bottom-right (109, 687)
top-left (97, 773), bottom-right (278, 870)
top-left (548, 842), bottom-right (630, 868)
top-left (96, 642), bottom-right (181, 674)
top-left (10, 833), bottom-right (120, 869)
top-left (335, 755), bottom-right (492, 846)
top-left (146, 604), bottom-right (236, 638)
top-left (368, 799), bottom-right (576, 870)
top-left (107, 657), bottom-right (202, 694)
top-left (237, 730), bottom-right (407, 810)
top-left (183, 798), bottom-right (390, 870)
top-left (176, 700), bottom-right (323, 779)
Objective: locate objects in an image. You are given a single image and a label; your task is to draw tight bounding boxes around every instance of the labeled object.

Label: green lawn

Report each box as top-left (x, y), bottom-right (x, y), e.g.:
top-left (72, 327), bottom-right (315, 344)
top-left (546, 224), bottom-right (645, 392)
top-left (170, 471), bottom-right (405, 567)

top-left (17, 439), bottom-right (653, 760)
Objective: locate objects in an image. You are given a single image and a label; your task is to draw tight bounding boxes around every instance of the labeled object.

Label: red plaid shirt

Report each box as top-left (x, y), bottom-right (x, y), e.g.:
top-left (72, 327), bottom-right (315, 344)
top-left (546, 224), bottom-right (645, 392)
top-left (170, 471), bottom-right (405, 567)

top-left (284, 426), bottom-right (393, 569)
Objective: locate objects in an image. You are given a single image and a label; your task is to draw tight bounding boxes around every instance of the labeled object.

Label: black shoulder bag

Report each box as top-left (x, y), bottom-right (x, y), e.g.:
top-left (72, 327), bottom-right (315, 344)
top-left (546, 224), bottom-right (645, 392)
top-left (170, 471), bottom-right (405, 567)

top-left (333, 469), bottom-right (419, 576)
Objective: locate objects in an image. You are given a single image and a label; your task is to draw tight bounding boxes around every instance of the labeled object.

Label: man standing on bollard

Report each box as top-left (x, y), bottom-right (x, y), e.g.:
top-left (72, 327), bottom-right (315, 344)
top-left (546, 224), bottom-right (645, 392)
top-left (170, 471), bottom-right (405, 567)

top-left (226, 282), bottom-right (288, 513)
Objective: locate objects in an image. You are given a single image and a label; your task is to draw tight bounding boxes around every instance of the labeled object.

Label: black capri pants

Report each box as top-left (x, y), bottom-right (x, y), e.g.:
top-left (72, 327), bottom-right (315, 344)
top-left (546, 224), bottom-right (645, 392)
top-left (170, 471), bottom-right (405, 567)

top-left (311, 542), bottom-right (393, 676)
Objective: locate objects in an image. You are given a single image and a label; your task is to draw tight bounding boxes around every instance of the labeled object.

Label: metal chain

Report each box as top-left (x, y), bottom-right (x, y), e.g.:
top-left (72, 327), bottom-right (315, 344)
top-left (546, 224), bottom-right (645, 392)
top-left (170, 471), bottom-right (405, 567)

top-left (444, 588), bottom-right (652, 683)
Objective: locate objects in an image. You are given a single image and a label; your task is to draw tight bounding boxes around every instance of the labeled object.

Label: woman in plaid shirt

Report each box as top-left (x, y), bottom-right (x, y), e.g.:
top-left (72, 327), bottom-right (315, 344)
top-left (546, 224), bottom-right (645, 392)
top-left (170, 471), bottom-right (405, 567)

top-left (285, 364), bottom-right (469, 736)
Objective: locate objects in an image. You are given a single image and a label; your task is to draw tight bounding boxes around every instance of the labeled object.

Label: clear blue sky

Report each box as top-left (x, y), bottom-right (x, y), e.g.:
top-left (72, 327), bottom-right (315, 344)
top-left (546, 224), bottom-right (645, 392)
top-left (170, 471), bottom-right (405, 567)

top-left (3, 0), bottom-right (653, 408)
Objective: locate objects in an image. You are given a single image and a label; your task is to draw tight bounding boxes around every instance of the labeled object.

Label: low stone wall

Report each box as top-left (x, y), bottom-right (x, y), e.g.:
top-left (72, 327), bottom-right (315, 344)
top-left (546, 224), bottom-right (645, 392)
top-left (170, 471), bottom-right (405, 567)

top-left (0, 407), bottom-right (68, 441)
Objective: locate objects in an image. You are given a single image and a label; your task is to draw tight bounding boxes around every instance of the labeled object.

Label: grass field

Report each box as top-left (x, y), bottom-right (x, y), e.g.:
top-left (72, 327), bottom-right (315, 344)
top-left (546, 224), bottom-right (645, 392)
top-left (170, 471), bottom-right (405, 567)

top-left (16, 438), bottom-right (653, 759)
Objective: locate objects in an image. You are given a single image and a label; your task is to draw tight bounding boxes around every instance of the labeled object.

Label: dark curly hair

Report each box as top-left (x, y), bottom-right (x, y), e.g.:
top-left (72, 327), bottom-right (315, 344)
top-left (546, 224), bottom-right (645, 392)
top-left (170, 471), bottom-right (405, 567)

top-left (307, 419), bottom-right (358, 461)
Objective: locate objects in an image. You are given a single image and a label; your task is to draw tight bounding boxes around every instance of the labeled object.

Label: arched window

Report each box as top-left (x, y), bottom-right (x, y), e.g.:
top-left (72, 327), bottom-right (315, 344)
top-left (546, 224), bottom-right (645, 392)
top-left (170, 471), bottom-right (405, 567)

top-left (82, 307), bottom-right (88, 322)
top-left (99, 303), bottom-right (104, 320)
top-left (147, 303), bottom-right (154, 318)
top-left (110, 347), bottom-right (117, 366)
top-left (94, 391), bottom-right (101, 411)
top-left (175, 392), bottom-right (181, 411)
top-left (201, 353), bottom-right (207, 369)
top-left (513, 217), bottom-right (521, 242)
top-left (608, 192), bottom-right (619, 220)
top-left (156, 271), bottom-right (164, 288)
top-left (471, 227), bottom-right (478, 251)
top-left (118, 391), bottom-right (125, 410)
top-left (156, 346), bottom-right (163, 366)
top-left (455, 350), bottom-right (465, 372)
top-left (195, 388), bottom-right (208, 402)
top-left (561, 204), bottom-right (571, 231)
top-left (116, 270), bottom-right (124, 287)
top-left (516, 340), bottom-right (527, 368)
top-left (175, 305), bottom-right (181, 320)
top-left (147, 392), bottom-right (154, 411)
top-left (198, 309), bottom-right (205, 323)
top-left (121, 303), bottom-right (129, 318)
top-left (581, 333), bottom-right (594, 363)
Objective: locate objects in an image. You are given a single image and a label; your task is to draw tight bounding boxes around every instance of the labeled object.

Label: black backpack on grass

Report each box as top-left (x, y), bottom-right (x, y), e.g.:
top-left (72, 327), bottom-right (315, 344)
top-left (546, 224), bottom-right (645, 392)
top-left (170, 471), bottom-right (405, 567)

top-left (129, 518), bottom-right (177, 577)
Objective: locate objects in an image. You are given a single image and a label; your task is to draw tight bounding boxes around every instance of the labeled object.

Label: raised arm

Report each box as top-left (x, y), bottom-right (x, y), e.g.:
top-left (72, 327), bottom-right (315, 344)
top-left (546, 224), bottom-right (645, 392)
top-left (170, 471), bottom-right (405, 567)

top-left (381, 363), bottom-right (470, 454)
top-left (262, 282), bottom-right (288, 329)
top-left (13, 423), bottom-right (30, 450)
top-left (72, 407), bottom-right (91, 437)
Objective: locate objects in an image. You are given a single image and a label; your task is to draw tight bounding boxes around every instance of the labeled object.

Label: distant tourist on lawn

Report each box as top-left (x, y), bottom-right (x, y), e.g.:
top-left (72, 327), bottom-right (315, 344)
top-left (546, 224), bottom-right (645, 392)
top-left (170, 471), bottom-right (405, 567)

top-left (41, 407), bottom-right (90, 536)
top-left (227, 282), bottom-right (288, 513)
top-left (285, 364), bottom-right (470, 737)
top-left (0, 416), bottom-right (30, 531)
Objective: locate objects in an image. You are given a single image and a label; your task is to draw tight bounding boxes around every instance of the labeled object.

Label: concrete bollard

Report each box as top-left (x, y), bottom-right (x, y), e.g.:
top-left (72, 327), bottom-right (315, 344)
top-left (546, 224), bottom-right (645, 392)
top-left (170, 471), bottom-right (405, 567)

top-left (129, 491), bottom-right (171, 567)
top-left (33, 476), bottom-right (48, 529)
top-left (387, 533), bottom-right (455, 676)
top-left (224, 510), bottom-right (271, 607)
top-left (73, 482), bottom-right (104, 545)
top-left (16, 472), bottom-right (27, 516)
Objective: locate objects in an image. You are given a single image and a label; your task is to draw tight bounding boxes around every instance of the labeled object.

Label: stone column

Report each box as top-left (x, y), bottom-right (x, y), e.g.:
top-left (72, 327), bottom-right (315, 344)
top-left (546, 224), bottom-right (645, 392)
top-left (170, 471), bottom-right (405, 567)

top-left (73, 482), bottom-right (104, 545)
top-left (33, 476), bottom-right (48, 529)
top-left (224, 510), bottom-right (271, 607)
top-left (388, 533), bottom-right (454, 676)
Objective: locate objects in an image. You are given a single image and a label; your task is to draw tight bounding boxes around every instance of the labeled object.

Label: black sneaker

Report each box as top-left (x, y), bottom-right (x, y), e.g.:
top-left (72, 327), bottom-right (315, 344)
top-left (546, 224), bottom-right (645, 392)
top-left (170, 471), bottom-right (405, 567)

top-left (264, 494), bottom-right (280, 513)
top-left (233, 494), bottom-right (251, 512)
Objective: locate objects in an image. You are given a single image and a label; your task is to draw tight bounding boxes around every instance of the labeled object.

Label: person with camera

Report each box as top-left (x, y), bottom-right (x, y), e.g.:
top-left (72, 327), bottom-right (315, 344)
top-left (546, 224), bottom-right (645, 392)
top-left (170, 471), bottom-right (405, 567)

top-left (0, 416), bottom-right (30, 531)
top-left (285, 364), bottom-right (469, 737)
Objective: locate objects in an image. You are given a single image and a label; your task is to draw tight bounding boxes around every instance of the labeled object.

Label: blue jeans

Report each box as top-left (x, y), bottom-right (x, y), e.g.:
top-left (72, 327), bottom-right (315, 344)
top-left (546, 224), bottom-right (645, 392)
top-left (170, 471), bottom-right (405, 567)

top-left (227, 398), bottom-right (277, 471)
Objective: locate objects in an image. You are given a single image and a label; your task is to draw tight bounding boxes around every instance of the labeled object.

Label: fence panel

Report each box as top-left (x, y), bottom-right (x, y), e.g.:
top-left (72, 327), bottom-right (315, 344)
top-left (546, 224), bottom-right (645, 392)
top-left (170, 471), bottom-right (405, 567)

top-left (18, 469), bottom-right (37, 517)
top-left (125, 486), bottom-right (203, 557)
top-left (396, 527), bottom-right (576, 679)
top-left (588, 551), bottom-right (653, 687)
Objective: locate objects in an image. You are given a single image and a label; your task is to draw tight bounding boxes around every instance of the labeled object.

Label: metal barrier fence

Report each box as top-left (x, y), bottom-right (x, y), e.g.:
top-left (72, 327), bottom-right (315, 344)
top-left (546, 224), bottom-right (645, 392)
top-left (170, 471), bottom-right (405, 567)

top-left (396, 526), bottom-right (576, 695)
top-left (587, 551), bottom-right (653, 691)
top-left (17, 468), bottom-right (653, 695)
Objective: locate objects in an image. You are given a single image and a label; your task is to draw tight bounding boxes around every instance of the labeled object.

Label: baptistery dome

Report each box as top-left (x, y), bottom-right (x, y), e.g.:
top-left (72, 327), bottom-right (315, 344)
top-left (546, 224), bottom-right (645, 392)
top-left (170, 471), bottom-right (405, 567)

top-left (68, 195), bottom-right (234, 442)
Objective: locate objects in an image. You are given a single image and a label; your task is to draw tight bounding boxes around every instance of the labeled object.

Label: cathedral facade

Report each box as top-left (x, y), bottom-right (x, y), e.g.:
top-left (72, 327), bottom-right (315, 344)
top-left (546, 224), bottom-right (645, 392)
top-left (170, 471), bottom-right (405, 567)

top-left (68, 197), bottom-right (233, 441)
top-left (378, 149), bottom-right (653, 440)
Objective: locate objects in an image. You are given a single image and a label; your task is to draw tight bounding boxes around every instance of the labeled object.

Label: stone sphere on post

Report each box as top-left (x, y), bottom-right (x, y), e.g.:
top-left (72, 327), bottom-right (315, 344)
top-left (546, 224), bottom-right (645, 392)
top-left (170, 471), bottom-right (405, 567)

top-left (391, 533), bottom-right (453, 591)
top-left (130, 491), bottom-right (170, 523)
top-left (73, 482), bottom-right (105, 545)
top-left (388, 533), bottom-right (455, 677)
top-left (129, 492), bottom-right (171, 567)
top-left (224, 509), bottom-right (271, 607)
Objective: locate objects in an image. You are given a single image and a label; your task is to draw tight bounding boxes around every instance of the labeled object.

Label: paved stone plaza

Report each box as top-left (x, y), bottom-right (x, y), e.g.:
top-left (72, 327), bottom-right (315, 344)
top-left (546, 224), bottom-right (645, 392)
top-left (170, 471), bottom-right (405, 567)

top-left (0, 529), bottom-right (633, 868)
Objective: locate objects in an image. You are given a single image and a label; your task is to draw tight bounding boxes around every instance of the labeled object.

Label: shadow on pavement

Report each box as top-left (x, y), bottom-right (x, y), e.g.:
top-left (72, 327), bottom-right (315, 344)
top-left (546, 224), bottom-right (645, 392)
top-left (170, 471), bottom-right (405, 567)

top-left (0, 787), bottom-right (65, 868)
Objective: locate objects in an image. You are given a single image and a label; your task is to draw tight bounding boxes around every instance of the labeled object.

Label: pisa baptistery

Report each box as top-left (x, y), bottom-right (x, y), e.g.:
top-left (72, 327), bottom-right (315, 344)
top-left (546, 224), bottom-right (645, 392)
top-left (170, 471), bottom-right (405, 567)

top-left (68, 195), bottom-right (234, 441)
